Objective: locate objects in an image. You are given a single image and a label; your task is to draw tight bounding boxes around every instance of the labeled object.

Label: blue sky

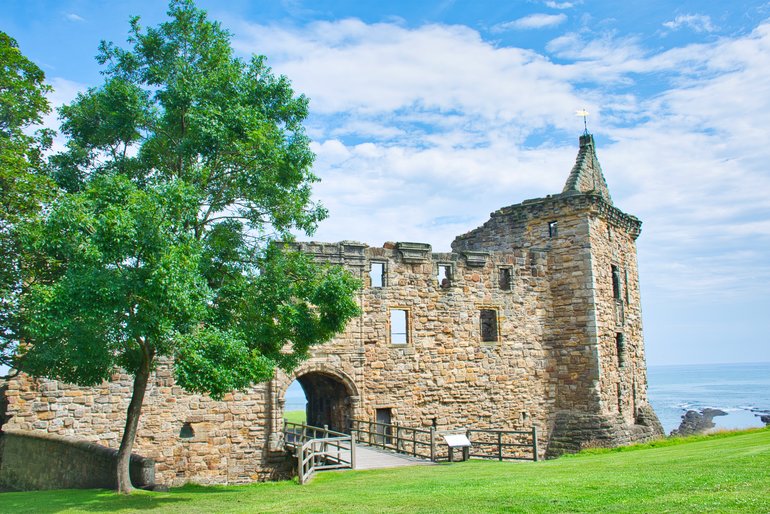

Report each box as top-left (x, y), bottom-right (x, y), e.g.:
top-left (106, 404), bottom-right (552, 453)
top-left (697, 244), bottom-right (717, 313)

top-left (3, 0), bottom-right (770, 365)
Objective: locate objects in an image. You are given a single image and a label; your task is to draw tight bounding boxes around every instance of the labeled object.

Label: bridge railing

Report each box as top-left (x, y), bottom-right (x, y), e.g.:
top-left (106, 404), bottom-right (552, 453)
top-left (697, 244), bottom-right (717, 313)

top-left (350, 418), bottom-right (539, 462)
top-left (466, 427), bottom-right (539, 462)
top-left (350, 418), bottom-right (436, 460)
top-left (283, 421), bottom-right (356, 484)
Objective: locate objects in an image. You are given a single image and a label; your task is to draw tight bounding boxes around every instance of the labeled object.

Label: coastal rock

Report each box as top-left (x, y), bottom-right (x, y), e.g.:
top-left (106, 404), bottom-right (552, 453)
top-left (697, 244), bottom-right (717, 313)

top-left (760, 414), bottom-right (770, 426)
top-left (671, 408), bottom-right (727, 436)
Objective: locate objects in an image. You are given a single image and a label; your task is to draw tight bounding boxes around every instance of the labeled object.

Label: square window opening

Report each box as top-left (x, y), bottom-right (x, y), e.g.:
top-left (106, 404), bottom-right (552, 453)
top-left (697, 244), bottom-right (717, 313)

top-left (370, 262), bottom-right (385, 288)
top-left (437, 264), bottom-right (452, 289)
top-left (390, 309), bottom-right (409, 345)
top-left (548, 220), bottom-right (558, 238)
top-left (480, 309), bottom-right (498, 343)
top-left (499, 268), bottom-right (512, 290)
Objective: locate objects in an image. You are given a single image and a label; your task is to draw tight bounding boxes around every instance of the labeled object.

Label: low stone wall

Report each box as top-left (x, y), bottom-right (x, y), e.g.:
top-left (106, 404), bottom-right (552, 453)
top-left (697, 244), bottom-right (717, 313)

top-left (0, 430), bottom-right (155, 491)
top-left (545, 405), bottom-right (664, 457)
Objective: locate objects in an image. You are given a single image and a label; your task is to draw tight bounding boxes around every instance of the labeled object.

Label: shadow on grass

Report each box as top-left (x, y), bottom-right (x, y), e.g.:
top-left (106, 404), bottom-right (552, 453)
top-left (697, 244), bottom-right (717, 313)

top-left (0, 488), bottom-right (190, 513)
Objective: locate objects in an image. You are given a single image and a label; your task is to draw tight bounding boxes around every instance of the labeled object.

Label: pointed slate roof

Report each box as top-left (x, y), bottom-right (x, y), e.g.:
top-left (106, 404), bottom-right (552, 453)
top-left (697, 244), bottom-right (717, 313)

top-left (562, 133), bottom-right (613, 205)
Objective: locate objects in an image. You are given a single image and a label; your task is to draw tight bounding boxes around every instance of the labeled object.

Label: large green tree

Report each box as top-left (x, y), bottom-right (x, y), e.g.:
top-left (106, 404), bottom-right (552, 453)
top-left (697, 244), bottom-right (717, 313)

top-left (0, 31), bottom-right (54, 374)
top-left (19, 1), bottom-right (360, 493)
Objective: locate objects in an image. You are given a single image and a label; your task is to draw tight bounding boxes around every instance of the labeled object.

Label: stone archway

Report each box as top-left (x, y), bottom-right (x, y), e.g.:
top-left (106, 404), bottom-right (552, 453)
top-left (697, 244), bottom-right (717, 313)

top-left (277, 364), bottom-right (359, 434)
top-left (294, 372), bottom-right (351, 432)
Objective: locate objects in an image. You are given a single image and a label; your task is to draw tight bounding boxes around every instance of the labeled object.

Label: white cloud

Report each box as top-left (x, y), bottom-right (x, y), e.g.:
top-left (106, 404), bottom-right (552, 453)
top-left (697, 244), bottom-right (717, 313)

top-left (64, 13), bottom-right (85, 22)
top-left (663, 14), bottom-right (717, 33)
top-left (544, 1), bottom-right (578, 8)
top-left (492, 13), bottom-right (567, 32)
top-left (231, 19), bottom-right (770, 299)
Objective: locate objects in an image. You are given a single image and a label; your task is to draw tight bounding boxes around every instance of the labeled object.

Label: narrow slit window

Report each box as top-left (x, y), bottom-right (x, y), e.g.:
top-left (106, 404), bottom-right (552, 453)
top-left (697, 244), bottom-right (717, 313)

top-left (499, 268), bottom-right (512, 290)
top-left (548, 220), bottom-right (558, 238)
top-left (611, 265), bottom-right (621, 300)
top-left (390, 309), bottom-right (408, 345)
top-left (370, 262), bottom-right (385, 288)
top-left (480, 309), bottom-right (498, 343)
top-left (437, 264), bottom-right (452, 289)
top-left (616, 332), bottom-right (626, 367)
top-left (624, 269), bottom-right (630, 304)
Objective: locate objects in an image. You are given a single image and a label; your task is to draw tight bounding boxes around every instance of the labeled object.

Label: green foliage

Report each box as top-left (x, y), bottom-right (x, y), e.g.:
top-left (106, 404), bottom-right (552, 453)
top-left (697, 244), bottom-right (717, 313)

top-left (20, 0), bottom-right (360, 407)
top-left (1, 428), bottom-right (768, 513)
top-left (21, 174), bottom-right (208, 383)
top-left (0, 31), bottom-right (55, 372)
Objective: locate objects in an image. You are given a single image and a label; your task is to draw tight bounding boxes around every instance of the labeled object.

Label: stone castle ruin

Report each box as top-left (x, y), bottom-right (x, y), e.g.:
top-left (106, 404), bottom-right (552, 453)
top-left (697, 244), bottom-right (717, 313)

top-left (1, 134), bottom-right (663, 485)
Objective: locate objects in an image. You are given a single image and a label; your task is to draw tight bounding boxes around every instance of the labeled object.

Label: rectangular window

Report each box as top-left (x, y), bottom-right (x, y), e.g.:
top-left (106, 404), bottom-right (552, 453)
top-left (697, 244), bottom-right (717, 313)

top-left (437, 264), bottom-right (452, 289)
top-left (499, 267), bottom-right (512, 291)
top-left (548, 220), bottom-right (558, 237)
top-left (390, 309), bottom-right (408, 345)
top-left (480, 309), bottom-right (498, 343)
top-left (370, 262), bottom-right (385, 288)
top-left (611, 265), bottom-right (621, 300)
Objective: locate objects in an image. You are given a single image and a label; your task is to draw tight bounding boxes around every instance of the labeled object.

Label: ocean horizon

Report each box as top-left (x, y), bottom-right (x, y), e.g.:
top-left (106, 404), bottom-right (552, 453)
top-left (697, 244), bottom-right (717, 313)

top-left (648, 361), bottom-right (770, 434)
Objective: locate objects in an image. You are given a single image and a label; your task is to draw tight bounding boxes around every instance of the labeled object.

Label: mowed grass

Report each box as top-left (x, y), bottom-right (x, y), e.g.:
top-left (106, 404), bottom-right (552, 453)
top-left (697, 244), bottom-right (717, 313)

top-left (283, 409), bottom-right (306, 424)
top-left (1, 428), bottom-right (768, 513)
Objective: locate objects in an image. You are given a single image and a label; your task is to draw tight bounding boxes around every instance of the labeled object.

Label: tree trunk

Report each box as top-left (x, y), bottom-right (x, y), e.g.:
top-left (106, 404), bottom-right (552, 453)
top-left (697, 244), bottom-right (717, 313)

top-left (116, 347), bottom-right (153, 493)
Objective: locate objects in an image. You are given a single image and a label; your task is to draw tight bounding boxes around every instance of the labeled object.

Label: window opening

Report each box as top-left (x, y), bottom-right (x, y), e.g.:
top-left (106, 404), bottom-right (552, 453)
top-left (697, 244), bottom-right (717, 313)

top-left (179, 422), bottom-right (194, 439)
top-left (617, 383), bottom-right (623, 413)
top-left (624, 269), bottom-right (630, 304)
top-left (390, 309), bottom-right (408, 345)
top-left (548, 220), bottom-right (558, 237)
top-left (370, 262), bottom-right (385, 288)
top-left (616, 332), bottom-right (626, 367)
top-left (499, 268), bottom-right (512, 290)
top-left (611, 265), bottom-right (621, 300)
top-left (480, 309), bottom-right (498, 343)
top-left (437, 264), bottom-right (452, 289)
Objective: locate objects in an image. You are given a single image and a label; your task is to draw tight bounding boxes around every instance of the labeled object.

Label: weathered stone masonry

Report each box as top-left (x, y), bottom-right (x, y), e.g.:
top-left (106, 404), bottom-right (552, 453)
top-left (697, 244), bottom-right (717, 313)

top-left (1, 134), bottom-right (663, 485)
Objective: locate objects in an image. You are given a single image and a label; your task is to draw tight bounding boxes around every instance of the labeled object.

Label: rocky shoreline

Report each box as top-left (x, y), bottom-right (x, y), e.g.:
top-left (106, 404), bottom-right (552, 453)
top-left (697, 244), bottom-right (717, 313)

top-left (671, 408), bottom-right (770, 436)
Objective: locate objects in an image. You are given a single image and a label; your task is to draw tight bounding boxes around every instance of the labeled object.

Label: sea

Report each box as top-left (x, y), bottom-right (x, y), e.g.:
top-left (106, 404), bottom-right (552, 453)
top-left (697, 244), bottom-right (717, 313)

top-left (648, 361), bottom-right (770, 434)
top-left (286, 362), bottom-right (770, 435)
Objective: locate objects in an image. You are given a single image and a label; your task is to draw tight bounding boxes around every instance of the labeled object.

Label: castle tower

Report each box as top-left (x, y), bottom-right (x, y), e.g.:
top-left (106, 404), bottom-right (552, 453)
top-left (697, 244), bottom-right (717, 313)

top-left (453, 133), bottom-right (663, 453)
top-left (1, 133), bottom-right (664, 488)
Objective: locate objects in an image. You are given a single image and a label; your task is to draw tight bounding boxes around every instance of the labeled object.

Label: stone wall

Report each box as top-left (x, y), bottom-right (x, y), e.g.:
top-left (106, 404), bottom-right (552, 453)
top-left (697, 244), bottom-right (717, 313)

top-left (0, 430), bottom-right (154, 491)
top-left (2, 364), bottom-right (289, 486)
top-left (1, 134), bottom-right (663, 483)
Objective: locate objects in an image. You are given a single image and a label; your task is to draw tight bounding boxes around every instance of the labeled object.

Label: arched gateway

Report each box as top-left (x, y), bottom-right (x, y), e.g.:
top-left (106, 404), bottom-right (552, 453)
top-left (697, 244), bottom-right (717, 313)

top-left (276, 364), bottom-right (360, 433)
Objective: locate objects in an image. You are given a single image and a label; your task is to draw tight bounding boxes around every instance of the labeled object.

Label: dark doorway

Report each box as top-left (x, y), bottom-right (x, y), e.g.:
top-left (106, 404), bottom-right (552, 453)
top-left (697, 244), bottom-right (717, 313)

top-left (375, 408), bottom-right (392, 445)
top-left (294, 373), bottom-right (352, 433)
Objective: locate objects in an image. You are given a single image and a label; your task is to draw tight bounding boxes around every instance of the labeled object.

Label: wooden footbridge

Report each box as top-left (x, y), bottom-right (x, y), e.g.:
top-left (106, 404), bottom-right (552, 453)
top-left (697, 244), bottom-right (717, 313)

top-left (283, 419), bottom-right (539, 484)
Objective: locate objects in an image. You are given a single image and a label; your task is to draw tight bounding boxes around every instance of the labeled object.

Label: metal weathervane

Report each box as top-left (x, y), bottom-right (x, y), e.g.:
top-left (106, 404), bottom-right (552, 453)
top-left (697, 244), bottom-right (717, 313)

top-left (575, 108), bottom-right (590, 135)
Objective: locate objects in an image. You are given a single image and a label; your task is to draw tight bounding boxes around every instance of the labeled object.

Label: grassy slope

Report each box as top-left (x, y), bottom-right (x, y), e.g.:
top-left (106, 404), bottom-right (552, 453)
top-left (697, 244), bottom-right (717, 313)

top-left (1, 429), bottom-right (768, 513)
top-left (283, 409), bottom-right (306, 424)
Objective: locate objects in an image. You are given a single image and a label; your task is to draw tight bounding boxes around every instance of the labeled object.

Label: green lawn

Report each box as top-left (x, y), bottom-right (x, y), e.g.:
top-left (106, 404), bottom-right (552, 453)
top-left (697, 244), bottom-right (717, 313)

top-left (1, 428), bottom-right (768, 513)
top-left (283, 409), bottom-right (306, 424)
